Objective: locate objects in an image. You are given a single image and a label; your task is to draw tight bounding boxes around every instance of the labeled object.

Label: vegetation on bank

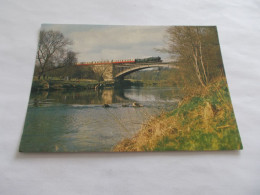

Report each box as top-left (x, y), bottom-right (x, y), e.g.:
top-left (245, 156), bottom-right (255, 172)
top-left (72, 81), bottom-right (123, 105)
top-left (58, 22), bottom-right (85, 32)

top-left (113, 77), bottom-right (243, 151)
top-left (31, 78), bottom-right (174, 91)
top-left (31, 79), bottom-right (114, 91)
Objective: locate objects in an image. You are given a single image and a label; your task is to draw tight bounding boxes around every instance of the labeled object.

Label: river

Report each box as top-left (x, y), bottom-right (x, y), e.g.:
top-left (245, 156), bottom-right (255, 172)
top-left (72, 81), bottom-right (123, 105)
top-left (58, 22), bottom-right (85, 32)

top-left (20, 86), bottom-right (179, 152)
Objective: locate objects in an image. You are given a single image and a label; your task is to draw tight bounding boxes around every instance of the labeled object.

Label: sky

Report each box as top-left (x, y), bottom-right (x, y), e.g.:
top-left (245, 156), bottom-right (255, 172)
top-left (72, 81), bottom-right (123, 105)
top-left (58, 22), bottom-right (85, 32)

top-left (41, 24), bottom-right (170, 63)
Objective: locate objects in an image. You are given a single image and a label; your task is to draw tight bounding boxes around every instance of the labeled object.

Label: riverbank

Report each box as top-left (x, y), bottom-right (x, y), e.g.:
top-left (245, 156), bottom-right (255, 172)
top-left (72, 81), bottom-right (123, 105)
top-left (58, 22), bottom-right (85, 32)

top-left (31, 79), bottom-right (171, 91)
top-left (113, 77), bottom-right (243, 151)
top-left (31, 79), bottom-right (114, 91)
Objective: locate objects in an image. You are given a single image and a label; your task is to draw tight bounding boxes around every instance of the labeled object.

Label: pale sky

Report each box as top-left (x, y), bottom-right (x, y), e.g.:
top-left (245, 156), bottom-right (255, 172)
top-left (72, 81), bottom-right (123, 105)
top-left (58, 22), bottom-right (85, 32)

top-left (41, 24), bottom-right (170, 63)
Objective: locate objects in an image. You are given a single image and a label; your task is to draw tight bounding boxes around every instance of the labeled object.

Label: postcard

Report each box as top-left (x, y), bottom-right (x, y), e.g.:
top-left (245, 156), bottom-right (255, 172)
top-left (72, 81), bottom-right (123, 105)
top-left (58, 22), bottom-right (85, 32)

top-left (19, 24), bottom-right (242, 152)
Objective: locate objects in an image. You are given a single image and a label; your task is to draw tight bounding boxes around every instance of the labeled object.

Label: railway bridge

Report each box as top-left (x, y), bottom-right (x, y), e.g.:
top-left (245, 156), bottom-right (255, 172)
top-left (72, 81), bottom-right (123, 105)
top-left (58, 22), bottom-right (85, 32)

top-left (77, 61), bottom-right (175, 81)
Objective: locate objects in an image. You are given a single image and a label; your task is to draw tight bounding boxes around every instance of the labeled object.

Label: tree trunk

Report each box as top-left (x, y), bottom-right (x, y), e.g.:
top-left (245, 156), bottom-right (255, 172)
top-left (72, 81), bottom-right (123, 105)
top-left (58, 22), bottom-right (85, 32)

top-left (199, 41), bottom-right (208, 85)
top-left (192, 49), bottom-right (206, 88)
top-left (38, 71), bottom-right (43, 80)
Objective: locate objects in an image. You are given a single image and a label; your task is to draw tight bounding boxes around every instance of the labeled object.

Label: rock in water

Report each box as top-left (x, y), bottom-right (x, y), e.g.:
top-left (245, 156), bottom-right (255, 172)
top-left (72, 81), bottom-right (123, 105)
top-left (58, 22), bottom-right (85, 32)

top-left (132, 102), bottom-right (143, 107)
top-left (103, 104), bottom-right (110, 108)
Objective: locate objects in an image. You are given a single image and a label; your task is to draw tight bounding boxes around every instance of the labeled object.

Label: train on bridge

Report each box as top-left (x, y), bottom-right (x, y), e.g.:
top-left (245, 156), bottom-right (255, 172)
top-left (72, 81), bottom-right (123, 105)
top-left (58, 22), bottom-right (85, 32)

top-left (77, 56), bottom-right (162, 66)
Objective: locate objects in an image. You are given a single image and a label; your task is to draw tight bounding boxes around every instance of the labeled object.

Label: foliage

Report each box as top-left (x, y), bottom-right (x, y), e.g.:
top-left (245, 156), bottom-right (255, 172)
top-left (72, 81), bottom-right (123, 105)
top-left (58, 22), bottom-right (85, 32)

top-left (43, 66), bottom-right (96, 80)
top-left (32, 80), bottom-right (95, 91)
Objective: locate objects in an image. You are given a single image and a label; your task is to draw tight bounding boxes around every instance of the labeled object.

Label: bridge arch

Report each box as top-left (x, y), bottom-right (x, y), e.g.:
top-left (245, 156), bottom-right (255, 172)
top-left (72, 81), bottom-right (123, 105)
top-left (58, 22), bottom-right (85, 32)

top-left (114, 64), bottom-right (171, 80)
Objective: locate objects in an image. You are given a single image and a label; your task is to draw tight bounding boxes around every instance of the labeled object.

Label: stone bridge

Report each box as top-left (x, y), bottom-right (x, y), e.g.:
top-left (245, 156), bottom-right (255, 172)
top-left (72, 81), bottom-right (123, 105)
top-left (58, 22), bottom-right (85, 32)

top-left (89, 62), bottom-right (175, 81)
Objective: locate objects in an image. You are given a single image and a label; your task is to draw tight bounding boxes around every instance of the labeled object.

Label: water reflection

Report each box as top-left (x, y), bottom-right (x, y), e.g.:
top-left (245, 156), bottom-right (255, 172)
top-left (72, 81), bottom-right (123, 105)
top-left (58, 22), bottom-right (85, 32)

top-left (20, 87), bottom-right (179, 152)
top-left (29, 88), bottom-right (131, 107)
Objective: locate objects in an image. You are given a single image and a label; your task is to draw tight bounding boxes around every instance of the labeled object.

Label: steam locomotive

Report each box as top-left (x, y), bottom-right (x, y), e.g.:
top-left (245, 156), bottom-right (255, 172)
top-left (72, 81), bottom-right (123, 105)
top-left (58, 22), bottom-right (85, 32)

top-left (77, 56), bottom-right (162, 66)
top-left (134, 56), bottom-right (162, 63)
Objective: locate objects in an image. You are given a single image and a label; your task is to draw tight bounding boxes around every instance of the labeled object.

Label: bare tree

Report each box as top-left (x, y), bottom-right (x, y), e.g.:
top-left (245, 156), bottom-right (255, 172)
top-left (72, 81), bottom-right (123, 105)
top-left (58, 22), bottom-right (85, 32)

top-left (165, 26), bottom-right (223, 89)
top-left (36, 30), bottom-right (72, 79)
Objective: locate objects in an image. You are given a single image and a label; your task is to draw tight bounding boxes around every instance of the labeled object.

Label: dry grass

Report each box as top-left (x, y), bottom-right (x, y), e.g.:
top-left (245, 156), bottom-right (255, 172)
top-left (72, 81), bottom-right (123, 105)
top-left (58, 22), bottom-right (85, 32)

top-left (113, 77), bottom-right (242, 152)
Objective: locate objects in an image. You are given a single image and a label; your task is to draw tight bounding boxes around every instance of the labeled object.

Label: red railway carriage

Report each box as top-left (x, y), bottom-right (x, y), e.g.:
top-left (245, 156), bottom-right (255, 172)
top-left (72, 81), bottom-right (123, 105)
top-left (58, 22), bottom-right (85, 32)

top-left (76, 57), bottom-right (162, 66)
top-left (77, 59), bottom-right (135, 66)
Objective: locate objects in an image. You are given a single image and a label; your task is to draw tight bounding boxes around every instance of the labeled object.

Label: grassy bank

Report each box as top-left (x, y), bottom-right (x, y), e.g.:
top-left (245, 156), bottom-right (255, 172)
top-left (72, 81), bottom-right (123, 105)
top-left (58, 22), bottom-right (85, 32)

top-left (113, 77), bottom-right (243, 151)
top-left (31, 79), bottom-right (114, 91)
top-left (32, 79), bottom-right (174, 91)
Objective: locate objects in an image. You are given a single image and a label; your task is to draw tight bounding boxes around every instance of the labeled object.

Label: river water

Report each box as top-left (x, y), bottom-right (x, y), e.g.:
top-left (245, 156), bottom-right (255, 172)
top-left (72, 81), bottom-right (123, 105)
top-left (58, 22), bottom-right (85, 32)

top-left (20, 87), bottom-right (179, 152)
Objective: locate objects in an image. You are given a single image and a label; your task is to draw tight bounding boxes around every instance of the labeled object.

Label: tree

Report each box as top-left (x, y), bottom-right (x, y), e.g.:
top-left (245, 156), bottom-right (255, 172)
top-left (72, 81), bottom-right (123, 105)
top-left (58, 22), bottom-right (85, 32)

top-left (61, 51), bottom-right (78, 80)
top-left (72, 66), bottom-right (95, 80)
top-left (165, 26), bottom-right (223, 90)
top-left (36, 30), bottom-right (72, 79)
top-left (63, 51), bottom-right (77, 67)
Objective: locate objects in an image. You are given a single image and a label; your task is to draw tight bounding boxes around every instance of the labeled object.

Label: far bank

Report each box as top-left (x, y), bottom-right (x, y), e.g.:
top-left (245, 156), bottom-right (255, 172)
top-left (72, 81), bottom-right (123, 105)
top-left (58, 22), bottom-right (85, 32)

top-left (30, 79), bottom-right (177, 91)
